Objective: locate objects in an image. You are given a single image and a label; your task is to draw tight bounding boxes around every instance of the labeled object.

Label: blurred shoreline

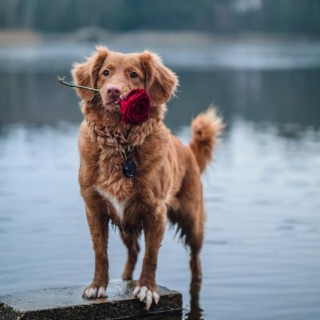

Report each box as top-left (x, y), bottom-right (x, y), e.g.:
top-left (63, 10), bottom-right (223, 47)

top-left (1, 28), bottom-right (320, 45)
top-left (1, 29), bottom-right (320, 72)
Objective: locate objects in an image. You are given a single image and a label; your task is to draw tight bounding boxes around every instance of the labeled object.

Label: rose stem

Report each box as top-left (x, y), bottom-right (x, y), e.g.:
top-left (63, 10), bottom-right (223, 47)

top-left (57, 76), bottom-right (100, 93)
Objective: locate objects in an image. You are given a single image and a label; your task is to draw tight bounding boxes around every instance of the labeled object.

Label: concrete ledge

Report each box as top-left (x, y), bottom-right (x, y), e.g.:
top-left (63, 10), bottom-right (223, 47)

top-left (0, 280), bottom-right (182, 320)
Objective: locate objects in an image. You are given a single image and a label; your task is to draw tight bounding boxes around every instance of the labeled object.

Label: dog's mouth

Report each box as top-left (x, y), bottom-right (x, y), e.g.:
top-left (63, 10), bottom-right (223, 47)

top-left (105, 98), bottom-right (120, 110)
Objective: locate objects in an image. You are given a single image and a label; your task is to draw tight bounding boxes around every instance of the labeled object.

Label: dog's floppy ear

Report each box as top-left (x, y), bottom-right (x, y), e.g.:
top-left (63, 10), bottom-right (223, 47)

top-left (71, 46), bottom-right (109, 101)
top-left (140, 51), bottom-right (178, 106)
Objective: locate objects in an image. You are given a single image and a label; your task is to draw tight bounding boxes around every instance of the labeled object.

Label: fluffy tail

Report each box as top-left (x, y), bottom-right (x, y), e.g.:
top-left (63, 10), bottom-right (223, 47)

top-left (189, 107), bottom-right (224, 173)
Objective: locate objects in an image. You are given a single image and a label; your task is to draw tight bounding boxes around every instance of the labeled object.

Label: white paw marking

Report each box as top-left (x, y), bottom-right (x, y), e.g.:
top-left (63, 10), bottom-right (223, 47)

top-left (133, 285), bottom-right (160, 310)
top-left (83, 286), bottom-right (106, 299)
top-left (98, 287), bottom-right (107, 298)
top-left (132, 285), bottom-right (141, 296)
top-left (138, 286), bottom-right (147, 302)
top-left (146, 290), bottom-right (152, 310)
top-left (84, 287), bottom-right (97, 299)
top-left (152, 291), bottom-right (160, 304)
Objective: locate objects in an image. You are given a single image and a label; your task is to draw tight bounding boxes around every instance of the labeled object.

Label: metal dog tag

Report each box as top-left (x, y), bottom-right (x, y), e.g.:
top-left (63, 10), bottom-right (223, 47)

top-left (122, 160), bottom-right (136, 178)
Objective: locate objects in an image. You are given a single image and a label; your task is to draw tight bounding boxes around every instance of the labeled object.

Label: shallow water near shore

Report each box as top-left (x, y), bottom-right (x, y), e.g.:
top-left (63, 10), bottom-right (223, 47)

top-left (1, 54), bottom-right (320, 319)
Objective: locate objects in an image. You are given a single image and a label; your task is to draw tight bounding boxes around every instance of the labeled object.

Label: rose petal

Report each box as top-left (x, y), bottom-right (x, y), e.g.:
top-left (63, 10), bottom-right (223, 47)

top-left (119, 89), bottom-right (150, 125)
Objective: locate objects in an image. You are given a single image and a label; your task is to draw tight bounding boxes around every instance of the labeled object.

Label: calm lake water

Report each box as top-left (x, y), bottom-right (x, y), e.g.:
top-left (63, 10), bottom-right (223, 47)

top-left (0, 43), bottom-right (320, 319)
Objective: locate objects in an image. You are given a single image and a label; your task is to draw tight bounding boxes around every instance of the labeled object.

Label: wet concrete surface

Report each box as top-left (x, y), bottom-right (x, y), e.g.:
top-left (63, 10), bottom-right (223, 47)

top-left (0, 280), bottom-right (182, 320)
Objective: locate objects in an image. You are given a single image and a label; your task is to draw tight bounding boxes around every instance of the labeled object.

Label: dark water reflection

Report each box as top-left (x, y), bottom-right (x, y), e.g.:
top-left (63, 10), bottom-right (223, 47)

top-left (1, 68), bottom-right (320, 320)
top-left (1, 68), bottom-right (320, 131)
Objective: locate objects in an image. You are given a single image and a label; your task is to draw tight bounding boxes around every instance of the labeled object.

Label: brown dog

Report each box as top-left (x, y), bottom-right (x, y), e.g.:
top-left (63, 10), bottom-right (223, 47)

top-left (71, 46), bottom-right (223, 310)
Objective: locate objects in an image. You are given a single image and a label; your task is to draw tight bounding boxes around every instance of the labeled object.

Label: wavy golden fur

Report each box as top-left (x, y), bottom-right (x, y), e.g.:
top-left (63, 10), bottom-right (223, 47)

top-left (72, 46), bottom-right (223, 310)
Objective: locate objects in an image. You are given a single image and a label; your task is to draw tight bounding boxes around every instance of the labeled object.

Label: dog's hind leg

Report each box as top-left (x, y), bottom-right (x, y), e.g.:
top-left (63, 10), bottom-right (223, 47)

top-left (120, 230), bottom-right (140, 280)
top-left (173, 205), bottom-right (204, 281)
top-left (186, 217), bottom-right (204, 281)
top-left (170, 169), bottom-right (205, 281)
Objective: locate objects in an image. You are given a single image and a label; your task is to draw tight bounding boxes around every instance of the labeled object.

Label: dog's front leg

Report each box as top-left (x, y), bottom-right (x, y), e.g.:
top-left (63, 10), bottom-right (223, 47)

top-left (82, 189), bottom-right (109, 299)
top-left (133, 203), bottom-right (166, 310)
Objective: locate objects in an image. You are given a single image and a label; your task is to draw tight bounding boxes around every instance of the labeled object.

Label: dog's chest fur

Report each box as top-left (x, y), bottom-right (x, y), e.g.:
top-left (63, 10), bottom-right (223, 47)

top-left (95, 187), bottom-right (128, 221)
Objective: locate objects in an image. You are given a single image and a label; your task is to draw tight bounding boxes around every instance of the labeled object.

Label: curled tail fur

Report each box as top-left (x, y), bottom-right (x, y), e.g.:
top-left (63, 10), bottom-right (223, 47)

top-left (189, 107), bottom-right (224, 173)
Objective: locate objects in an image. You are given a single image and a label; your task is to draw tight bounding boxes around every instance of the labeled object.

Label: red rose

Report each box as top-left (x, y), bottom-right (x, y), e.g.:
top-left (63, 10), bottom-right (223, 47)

top-left (119, 89), bottom-right (151, 125)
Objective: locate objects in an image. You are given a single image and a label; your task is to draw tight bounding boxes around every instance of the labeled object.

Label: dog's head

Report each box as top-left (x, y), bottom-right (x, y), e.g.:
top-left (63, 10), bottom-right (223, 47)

top-left (72, 46), bottom-right (178, 110)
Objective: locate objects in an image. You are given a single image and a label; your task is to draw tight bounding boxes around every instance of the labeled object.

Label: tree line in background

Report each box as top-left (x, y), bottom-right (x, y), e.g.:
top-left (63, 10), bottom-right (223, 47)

top-left (1, 0), bottom-right (320, 36)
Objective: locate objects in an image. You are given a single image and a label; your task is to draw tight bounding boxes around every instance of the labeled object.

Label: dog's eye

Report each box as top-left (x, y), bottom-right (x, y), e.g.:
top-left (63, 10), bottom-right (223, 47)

top-left (102, 70), bottom-right (110, 76)
top-left (130, 71), bottom-right (138, 79)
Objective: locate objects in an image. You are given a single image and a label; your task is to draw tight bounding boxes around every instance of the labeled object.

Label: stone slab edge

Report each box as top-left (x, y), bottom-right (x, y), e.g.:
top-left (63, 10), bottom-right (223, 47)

top-left (0, 281), bottom-right (182, 320)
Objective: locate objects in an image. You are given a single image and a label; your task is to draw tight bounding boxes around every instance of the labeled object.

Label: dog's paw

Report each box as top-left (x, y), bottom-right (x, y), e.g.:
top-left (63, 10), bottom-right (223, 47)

top-left (133, 285), bottom-right (160, 310)
top-left (82, 285), bottom-right (107, 299)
